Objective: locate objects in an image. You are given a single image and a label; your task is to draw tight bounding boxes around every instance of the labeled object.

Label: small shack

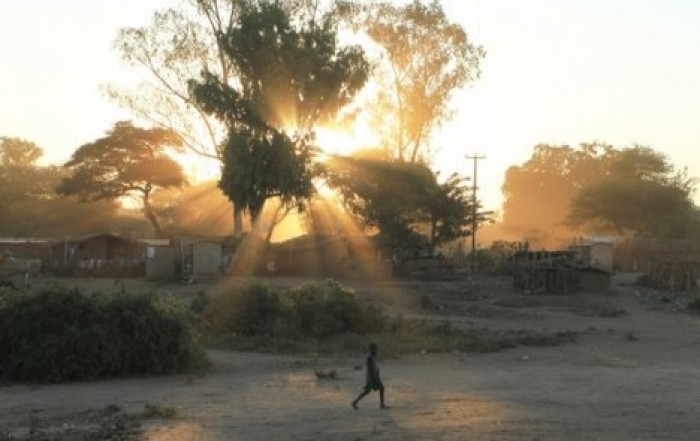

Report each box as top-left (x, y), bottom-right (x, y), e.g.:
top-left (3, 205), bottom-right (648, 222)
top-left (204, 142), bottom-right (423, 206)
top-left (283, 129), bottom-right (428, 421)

top-left (142, 239), bottom-right (176, 279)
top-left (0, 238), bottom-right (55, 266)
top-left (192, 241), bottom-right (222, 275)
top-left (52, 233), bottom-right (145, 277)
top-left (570, 241), bottom-right (614, 273)
top-left (176, 236), bottom-right (225, 279)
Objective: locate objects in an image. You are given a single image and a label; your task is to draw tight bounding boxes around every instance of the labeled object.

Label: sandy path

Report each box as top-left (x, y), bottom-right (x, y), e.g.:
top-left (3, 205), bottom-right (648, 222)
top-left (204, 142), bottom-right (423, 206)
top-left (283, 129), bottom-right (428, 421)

top-left (3, 279), bottom-right (700, 440)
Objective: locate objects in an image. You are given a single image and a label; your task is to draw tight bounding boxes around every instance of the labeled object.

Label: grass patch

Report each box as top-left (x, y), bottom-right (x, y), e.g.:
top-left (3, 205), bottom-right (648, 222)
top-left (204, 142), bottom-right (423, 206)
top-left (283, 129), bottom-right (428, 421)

top-left (0, 406), bottom-right (141, 441)
top-left (368, 319), bottom-right (577, 357)
top-left (197, 279), bottom-right (577, 356)
top-left (492, 296), bottom-right (543, 308)
top-left (687, 298), bottom-right (700, 313)
top-left (591, 305), bottom-right (627, 317)
top-left (142, 403), bottom-right (179, 419)
top-left (208, 317), bottom-right (577, 357)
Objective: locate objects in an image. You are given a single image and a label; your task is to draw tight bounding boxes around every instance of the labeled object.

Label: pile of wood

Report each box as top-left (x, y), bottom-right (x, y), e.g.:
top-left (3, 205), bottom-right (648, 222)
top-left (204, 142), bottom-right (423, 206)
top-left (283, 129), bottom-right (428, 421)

top-left (648, 257), bottom-right (698, 291)
top-left (512, 251), bottom-right (580, 294)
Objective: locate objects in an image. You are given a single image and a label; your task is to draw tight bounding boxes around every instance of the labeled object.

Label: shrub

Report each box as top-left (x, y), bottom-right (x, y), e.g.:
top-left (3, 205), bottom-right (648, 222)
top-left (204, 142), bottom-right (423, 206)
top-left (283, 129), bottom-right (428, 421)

top-left (189, 291), bottom-right (210, 314)
top-left (0, 287), bottom-right (207, 382)
top-left (142, 403), bottom-right (179, 419)
top-left (204, 280), bottom-right (294, 337)
top-left (288, 280), bottom-right (384, 338)
top-left (203, 279), bottom-right (385, 341)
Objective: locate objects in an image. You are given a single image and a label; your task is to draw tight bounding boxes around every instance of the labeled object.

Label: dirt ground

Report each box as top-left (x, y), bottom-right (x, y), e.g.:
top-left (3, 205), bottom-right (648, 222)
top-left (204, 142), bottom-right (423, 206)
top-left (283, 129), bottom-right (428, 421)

top-left (2, 274), bottom-right (700, 440)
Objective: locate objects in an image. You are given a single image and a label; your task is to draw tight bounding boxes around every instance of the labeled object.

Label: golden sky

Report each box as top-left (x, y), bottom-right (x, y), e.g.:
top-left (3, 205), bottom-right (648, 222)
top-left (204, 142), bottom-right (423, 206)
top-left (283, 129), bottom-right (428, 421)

top-left (2, 0), bottom-right (700, 211)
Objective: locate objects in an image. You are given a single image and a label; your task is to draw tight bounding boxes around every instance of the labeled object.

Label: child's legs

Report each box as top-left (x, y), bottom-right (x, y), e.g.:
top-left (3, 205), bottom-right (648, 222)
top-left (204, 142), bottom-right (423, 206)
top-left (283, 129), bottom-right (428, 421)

top-left (354, 387), bottom-right (371, 403)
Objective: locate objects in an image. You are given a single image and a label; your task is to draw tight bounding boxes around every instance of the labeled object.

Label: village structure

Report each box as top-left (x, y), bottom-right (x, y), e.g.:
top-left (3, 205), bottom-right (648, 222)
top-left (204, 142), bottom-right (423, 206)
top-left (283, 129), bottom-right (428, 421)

top-left (2, 231), bottom-right (698, 293)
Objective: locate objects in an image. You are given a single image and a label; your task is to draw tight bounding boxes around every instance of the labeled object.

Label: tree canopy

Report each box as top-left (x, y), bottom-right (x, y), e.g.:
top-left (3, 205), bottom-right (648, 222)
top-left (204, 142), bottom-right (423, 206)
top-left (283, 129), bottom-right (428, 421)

top-left (0, 137), bottom-right (140, 237)
top-left (111, 0), bottom-right (370, 236)
top-left (500, 143), bottom-right (612, 243)
top-left (326, 153), bottom-right (473, 249)
top-left (189, 1), bottom-right (369, 229)
top-left (501, 143), bottom-right (697, 243)
top-left (340, 0), bottom-right (484, 162)
top-left (111, 0), bottom-right (247, 234)
top-left (58, 122), bottom-right (186, 237)
top-left (568, 147), bottom-right (697, 238)
top-left (0, 137), bottom-right (43, 168)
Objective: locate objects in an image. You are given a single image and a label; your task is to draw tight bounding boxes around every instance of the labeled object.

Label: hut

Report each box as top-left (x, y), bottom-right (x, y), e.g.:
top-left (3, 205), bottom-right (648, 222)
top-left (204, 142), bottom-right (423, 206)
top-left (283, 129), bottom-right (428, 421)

top-left (0, 238), bottom-right (55, 266)
top-left (52, 233), bottom-right (145, 277)
top-left (570, 241), bottom-right (614, 273)
top-left (192, 240), bottom-right (222, 276)
top-left (175, 236), bottom-right (225, 279)
top-left (142, 239), bottom-right (176, 279)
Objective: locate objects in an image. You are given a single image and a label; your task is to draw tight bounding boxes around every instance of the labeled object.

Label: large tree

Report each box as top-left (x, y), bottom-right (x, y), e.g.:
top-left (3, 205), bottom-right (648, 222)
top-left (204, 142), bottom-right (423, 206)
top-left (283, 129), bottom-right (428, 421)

top-left (0, 137), bottom-right (43, 168)
top-left (0, 137), bottom-right (136, 237)
top-left (568, 147), bottom-right (697, 238)
top-left (58, 122), bottom-right (186, 237)
top-left (189, 1), bottom-right (369, 234)
top-left (340, 0), bottom-right (484, 162)
top-left (110, 0), bottom-right (239, 160)
top-left (500, 143), bottom-right (614, 244)
top-left (326, 152), bottom-right (473, 250)
top-left (110, 0), bottom-right (344, 236)
top-left (111, 0), bottom-right (243, 234)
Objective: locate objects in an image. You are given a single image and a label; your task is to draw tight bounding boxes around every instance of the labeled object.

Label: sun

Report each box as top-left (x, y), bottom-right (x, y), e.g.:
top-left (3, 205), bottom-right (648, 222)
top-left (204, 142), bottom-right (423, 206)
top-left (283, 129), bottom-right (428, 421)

top-left (314, 120), bottom-right (378, 158)
top-left (175, 151), bottom-right (221, 183)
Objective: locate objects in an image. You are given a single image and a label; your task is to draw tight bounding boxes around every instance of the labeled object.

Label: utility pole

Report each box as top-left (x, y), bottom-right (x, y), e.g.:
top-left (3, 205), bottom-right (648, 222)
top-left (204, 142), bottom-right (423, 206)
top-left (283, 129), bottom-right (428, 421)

top-left (466, 154), bottom-right (485, 268)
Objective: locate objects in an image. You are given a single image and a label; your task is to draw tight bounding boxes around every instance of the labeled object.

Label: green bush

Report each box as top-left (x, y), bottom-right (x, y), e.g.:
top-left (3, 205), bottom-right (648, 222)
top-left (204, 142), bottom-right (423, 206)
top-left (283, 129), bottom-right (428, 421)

top-left (204, 280), bottom-right (294, 337)
top-left (288, 280), bottom-right (384, 338)
top-left (0, 287), bottom-right (207, 382)
top-left (189, 291), bottom-right (210, 314)
top-left (203, 279), bottom-right (385, 341)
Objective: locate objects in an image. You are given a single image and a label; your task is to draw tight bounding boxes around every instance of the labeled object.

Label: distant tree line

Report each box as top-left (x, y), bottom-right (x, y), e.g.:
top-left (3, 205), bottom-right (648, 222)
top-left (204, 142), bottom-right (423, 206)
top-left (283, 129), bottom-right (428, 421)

top-left (501, 143), bottom-right (698, 242)
top-left (0, 136), bottom-right (236, 238)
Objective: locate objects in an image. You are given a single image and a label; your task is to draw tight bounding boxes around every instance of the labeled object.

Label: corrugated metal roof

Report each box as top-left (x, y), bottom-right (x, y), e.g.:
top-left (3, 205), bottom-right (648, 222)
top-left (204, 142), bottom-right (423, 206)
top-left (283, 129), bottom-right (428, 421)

top-left (0, 238), bottom-right (54, 245)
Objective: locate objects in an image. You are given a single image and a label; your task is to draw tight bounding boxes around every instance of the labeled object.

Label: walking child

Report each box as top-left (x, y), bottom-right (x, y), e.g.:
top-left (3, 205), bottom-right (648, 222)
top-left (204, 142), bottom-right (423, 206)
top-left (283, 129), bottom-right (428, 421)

top-left (352, 343), bottom-right (389, 409)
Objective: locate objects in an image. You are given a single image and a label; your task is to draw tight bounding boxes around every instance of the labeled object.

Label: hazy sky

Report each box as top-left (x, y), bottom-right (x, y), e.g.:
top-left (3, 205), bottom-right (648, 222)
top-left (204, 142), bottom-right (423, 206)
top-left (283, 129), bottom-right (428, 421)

top-left (2, 0), bottom-right (700, 210)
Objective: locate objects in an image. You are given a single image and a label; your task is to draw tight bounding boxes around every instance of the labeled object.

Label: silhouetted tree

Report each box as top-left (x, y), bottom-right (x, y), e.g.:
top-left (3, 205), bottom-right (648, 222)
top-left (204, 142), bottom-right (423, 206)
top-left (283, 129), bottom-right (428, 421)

top-left (111, 0), bottom-right (347, 236)
top-left (58, 122), bottom-right (186, 237)
top-left (424, 173), bottom-right (474, 248)
top-left (326, 153), bottom-right (473, 250)
top-left (340, 0), bottom-right (484, 162)
top-left (189, 1), bottom-right (369, 233)
top-left (0, 137), bottom-right (43, 167)
top-left (0, 137), bottom-right (135, 237)
top-left (501, 143), bottom-right (698, 242)
top-left (500, 143), bottom-right (614, 243)
top-left (568, 147), bottom-right (697, 238)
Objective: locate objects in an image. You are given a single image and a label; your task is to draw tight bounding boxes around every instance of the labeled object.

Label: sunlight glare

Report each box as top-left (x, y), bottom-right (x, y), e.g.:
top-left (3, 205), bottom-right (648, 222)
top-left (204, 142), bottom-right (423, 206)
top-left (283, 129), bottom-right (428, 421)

top-left (315, 120), bottom-right (378, 158)
top-left (176, 151), bottom-right (221, 183)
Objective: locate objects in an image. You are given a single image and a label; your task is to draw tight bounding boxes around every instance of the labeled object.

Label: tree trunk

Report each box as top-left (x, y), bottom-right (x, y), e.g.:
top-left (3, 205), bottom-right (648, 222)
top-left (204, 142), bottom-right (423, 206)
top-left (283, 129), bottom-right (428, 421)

top-left (234, 205), bottom-right (243, 237)
top-left (429, 217), bottom-right (438, 254)
top-left (142, 191), bottom-right (162, 238)
top-left (409, 128), bottom-right (424, 163)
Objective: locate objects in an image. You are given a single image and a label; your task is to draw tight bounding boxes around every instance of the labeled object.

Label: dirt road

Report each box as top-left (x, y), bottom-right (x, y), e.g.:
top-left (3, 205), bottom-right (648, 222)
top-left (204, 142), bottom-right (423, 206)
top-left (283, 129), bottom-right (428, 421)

top-left (2, 276), bottom-right (700, 440)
